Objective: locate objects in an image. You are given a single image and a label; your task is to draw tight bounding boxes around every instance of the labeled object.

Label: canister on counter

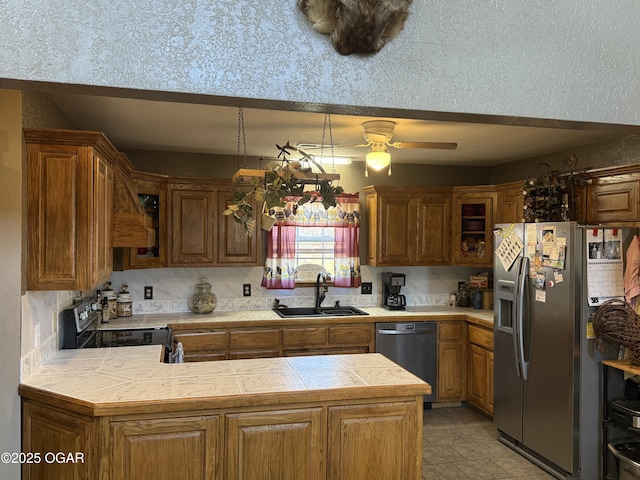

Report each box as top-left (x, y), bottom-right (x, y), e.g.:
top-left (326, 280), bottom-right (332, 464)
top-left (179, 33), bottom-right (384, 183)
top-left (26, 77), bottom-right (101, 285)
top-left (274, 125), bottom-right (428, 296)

top-left (448, 292), bottom-right (457, 308)
top-left (457, 283), bottom-right (471, 307)
top-left (472, 289), bottom-right (483, 309)
top-left (482, 290), bottom-right (494, 310)
top-left (117, 284), bottom-right (133, 317)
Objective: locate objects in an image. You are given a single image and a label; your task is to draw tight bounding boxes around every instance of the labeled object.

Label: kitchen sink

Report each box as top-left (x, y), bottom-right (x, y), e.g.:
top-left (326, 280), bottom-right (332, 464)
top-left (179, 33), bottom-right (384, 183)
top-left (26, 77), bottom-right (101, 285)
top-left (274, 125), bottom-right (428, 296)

top-left (273, 306), bottom-right (369, 318)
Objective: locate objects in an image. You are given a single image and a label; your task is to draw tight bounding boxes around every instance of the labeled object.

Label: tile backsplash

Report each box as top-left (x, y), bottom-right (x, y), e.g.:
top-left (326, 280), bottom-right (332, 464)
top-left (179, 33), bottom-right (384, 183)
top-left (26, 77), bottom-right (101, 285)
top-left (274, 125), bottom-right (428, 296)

top-left (20, 264), bottom-right (486, 374)
top-left (109, 265), bottom-right (483, 314)
top-left (21, 290), bottom-right (76, 379)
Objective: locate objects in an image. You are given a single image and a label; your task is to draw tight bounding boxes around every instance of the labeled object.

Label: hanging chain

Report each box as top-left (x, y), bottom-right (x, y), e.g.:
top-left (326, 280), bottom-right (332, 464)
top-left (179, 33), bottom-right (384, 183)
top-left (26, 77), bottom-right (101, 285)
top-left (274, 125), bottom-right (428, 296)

top-left (236, 107), bottom-right (247, 169)
top-left (320, 113), bottom-right (336, 173)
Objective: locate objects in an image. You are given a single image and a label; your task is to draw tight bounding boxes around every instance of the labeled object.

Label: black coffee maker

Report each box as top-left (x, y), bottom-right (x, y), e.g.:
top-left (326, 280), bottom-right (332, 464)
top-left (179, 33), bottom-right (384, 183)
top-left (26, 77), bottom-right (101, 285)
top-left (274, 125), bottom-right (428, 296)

top-left (381, 272), bottom-right (406, 310)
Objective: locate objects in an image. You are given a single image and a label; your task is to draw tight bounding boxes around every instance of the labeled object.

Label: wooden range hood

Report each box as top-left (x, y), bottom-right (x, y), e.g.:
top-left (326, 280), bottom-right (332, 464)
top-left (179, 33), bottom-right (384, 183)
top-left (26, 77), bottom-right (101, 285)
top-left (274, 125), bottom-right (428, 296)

top-left (112, 153), bottom-right (155, 248)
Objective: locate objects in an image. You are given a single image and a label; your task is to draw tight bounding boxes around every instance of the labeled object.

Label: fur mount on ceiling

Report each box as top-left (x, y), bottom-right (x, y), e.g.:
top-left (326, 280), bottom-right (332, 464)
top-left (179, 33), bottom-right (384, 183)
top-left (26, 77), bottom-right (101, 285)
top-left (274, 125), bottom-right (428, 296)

top-left (298, 0), bottom-right (412, 55)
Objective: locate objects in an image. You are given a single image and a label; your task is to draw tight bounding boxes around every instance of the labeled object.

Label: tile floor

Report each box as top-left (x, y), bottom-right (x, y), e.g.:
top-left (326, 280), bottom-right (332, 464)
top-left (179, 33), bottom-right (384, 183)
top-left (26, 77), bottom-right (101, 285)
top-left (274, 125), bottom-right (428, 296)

top-left (422, 406), bottom-right (555, 480)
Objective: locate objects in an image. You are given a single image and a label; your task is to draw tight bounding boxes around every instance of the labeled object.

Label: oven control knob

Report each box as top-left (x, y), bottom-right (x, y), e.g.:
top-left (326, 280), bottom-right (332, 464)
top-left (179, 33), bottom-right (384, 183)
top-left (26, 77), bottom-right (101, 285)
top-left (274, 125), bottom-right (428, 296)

top-left (91, 302), bottom-right (100, 311)
top-left (79, 311), bottom-right (89, 321)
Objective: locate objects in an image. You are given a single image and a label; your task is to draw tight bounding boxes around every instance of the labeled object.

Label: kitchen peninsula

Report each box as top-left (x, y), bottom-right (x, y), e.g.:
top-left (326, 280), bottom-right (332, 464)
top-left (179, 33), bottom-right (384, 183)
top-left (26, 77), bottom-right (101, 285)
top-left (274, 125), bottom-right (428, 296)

top-left (20, 346), bottom-right (430, 480)
top-left (103, 305), bottom-right (494, 415)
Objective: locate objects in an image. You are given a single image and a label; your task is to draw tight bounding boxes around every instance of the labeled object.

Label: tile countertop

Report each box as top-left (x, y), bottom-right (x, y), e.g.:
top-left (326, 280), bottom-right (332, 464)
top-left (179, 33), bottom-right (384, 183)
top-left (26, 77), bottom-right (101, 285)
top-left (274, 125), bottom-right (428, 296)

top-left (97, 306), bottom-right (494, 331)
top-left (19, 347), bottom-right (430, 417)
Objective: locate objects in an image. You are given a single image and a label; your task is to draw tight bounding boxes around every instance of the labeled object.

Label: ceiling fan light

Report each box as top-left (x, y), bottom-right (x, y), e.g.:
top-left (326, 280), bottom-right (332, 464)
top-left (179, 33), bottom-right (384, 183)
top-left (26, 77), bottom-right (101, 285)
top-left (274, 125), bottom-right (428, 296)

top-left (366, 144), bottom-right (391, 171)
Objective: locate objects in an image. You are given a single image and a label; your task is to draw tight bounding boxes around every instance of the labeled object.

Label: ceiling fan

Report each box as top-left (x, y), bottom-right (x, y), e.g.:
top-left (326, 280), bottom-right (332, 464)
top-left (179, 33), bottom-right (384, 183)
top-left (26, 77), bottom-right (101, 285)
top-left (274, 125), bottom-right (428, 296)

top-left (297, 120), bottom-right (457, 176)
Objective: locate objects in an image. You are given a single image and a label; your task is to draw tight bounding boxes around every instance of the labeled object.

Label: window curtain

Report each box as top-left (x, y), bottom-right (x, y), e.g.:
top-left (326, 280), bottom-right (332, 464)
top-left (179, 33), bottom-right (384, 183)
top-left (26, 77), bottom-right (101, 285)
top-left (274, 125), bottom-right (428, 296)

top-left (261, 192), bottom-right (361, 289)
top-left (261, 225), bottom-right (297, 289)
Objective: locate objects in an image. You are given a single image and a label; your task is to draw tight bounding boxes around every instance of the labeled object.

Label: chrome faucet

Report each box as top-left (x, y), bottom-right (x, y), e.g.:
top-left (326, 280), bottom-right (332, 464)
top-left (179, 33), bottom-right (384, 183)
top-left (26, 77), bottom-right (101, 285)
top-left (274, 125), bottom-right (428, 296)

top-left (315, 273), bottom-right (330, 309)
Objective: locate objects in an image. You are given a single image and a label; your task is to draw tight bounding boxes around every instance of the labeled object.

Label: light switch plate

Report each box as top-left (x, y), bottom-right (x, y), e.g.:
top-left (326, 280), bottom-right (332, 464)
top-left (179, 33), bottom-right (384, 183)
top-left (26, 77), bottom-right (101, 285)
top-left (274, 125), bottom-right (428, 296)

top-left (361, 282), bottom-right (372, 294)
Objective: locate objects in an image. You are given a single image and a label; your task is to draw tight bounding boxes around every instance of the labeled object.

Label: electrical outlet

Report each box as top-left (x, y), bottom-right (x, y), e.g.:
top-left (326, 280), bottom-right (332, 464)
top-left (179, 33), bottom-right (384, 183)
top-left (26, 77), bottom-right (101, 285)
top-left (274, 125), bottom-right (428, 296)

top-left (243, 283), bottom-right (252, 297)
top-left (144, 286), bottom-right (153, 300)
top-left (361, 282), bottom-right (373, 294)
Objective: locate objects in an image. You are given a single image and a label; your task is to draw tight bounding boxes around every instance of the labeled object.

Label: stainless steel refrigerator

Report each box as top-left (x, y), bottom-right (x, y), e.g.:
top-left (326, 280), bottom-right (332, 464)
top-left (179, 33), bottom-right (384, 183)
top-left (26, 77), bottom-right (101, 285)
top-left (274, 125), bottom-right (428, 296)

top-left (493, 222), bottom-right (629, 479)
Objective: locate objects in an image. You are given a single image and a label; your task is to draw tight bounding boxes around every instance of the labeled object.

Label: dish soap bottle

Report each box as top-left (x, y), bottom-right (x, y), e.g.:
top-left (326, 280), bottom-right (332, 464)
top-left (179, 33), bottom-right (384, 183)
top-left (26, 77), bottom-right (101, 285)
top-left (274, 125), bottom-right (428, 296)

top-left (102, 282), bottom-right (117, 321)
top-left (188, 278), bottom-right (217, 314)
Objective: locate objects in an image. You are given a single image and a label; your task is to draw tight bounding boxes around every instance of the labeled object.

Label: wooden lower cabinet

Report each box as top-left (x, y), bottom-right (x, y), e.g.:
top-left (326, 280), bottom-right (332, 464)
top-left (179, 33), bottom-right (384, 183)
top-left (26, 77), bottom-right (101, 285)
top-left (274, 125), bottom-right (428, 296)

top-left (229, 329), bottom-right (281, 360)
top-left (23, 398), bottom-right (423, 480)
top-left (111, 416), bottom-right (222, 480)
top-left (487, 350), bottom-right (494, 413)
top-left (467, 324), bottom-right (494, 415)
top-left (328, 402), bottom-right (420, 480)
top-left (172, 323), bottom-right (374, 361)
top-left (468, 344), bottom-right (488, 408)
top-left (436, 322), bottom-right (466, 402)
top-left (22, 400), bottom-right (98, 480)
top-left (226, 408), bottom-right (323, 480)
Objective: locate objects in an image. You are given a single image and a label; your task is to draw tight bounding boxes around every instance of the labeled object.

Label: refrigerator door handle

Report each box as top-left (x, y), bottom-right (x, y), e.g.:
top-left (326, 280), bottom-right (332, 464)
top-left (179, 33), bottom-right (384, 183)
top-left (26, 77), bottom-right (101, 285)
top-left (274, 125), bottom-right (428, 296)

top-left (511, 257), bottom-right (523, 379)
top-left (516, 255), bottom-right (530, 381)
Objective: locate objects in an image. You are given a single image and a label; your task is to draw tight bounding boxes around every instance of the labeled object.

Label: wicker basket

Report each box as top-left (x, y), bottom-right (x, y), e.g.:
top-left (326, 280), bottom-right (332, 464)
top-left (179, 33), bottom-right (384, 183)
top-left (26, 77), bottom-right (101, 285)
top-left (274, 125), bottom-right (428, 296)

top-left (593, 299), bottom-right (640, 366)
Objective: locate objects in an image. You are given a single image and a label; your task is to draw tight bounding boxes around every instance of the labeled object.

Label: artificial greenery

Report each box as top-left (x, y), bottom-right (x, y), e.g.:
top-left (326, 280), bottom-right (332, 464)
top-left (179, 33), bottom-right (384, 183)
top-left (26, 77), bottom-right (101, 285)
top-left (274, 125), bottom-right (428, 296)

top-left (224, 163), bottom-right (344, 236)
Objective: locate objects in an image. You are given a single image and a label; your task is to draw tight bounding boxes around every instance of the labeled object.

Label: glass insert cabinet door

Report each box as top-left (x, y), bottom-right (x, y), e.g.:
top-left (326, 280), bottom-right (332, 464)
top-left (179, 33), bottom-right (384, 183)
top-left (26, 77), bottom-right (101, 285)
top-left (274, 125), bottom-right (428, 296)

top-left (461, 203), bottom-right (486, 257)
top-left (452, 191), bottom-right (495, 266)
top-left (136, 193), bottom-right (160, 258)
top-left (128, 174), bottom-right (167, 269)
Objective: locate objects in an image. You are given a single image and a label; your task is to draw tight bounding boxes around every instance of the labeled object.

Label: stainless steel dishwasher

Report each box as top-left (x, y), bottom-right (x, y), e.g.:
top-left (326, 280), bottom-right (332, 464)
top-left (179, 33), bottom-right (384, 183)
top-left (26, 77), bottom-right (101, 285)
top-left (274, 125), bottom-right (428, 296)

top-left (375, 322), bottom-right (437, 403)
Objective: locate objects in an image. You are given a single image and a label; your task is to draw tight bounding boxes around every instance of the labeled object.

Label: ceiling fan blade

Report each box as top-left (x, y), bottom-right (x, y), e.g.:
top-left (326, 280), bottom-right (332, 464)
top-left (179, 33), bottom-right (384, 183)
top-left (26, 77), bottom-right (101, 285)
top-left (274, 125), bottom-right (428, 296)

top-left (296, 143), bottom-right (371, 150)
top-left (389, 141), bottom-right (458, 150)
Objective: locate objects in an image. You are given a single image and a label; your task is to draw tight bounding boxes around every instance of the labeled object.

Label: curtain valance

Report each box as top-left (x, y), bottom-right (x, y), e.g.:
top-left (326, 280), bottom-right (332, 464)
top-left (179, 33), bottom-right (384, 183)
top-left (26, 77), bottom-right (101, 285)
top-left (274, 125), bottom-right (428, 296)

top-left (270, 192), bottom-right (360, 227)
top-left (261, 192), bottom-right (361, 290)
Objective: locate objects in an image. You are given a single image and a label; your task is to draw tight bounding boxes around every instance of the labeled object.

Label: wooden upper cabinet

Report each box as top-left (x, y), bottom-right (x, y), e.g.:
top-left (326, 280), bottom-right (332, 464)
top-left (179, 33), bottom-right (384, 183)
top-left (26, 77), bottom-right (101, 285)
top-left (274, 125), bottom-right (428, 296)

top-left (25, 128), bottom-right (117, 291)
top-left (451, 187), bottom-right (496, 267)
top-left (375, 193), bottom-right (417, 265)
top-left (586, 175), bottom-right (640, 224)
top-left (363, 185), bottom-right (451, 266)
top-left (95, 155), bottom-right (114, 283)
top-left (216, 188), bottom-right (260, 266)
top-left (169, 182), bottom-right (216, 266)
top-left (495, 181), bottom-right (524, 225)
top-left (416, 189), bottom-right (451, 265)
top-left (167, 181), bottom-right (261, 267)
